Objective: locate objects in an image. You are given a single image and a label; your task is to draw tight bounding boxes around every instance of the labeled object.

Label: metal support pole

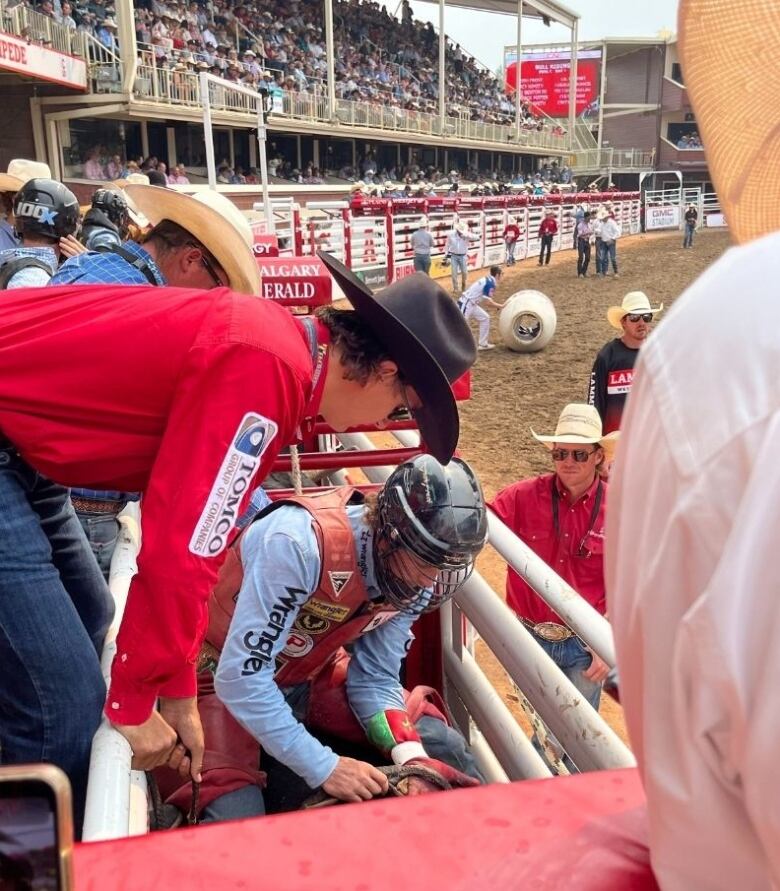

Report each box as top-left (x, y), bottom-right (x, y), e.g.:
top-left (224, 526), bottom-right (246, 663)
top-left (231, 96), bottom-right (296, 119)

top-left (116, 0), bottom-right (138, 94)
top-left (568, 20), bottom-right (579, 152)
top-left (200, 73), bottom-right (217, 189)
top-left (256, 99), bottom-right (275, 234)
top-left (597, 40), bottom-right (607, 150)
top-left (438, 0), bottom-right (445, 133)
top-left (325, 0), bottom-right (336, 119)
top-left (515, 0), bottom-right (523, 140)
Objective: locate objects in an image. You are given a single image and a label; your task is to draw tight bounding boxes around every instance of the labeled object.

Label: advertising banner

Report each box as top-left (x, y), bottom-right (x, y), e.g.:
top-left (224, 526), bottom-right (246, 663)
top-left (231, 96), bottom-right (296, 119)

top-left (0, 31), bottom-right (86, 89)
top-left (504, 48), bottom-right (601, 118)
top-left (645, 205), bottom-right (681, 230)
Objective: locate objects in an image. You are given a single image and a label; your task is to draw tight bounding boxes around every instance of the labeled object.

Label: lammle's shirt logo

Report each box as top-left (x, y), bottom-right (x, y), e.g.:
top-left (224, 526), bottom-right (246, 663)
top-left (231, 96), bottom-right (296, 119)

top-left (189, 412), bottom-right (278, 557)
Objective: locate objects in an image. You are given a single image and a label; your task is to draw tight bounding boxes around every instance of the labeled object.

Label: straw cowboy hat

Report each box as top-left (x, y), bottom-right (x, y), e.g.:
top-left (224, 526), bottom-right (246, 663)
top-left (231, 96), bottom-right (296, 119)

top-left (532, 403), bottom-right (619, 457)
top-left (607, 291), bottom-right (664, 331)
top-left (318, 252), bottom-right (475, 464)
top-left (418, 216), bottom-right (429, 228)
top-left (113, 173), bottom-right (150, 188)
top-left (125, 185), bottom-right (260, 295)
top-left (455, 220), bottom-right (469, 234)
top-left (678, 0), bottom-right (780, 243)
top-left (0, 159), bottom-right (52, 193)
top-left (108, 175), bottom-right (150, 228)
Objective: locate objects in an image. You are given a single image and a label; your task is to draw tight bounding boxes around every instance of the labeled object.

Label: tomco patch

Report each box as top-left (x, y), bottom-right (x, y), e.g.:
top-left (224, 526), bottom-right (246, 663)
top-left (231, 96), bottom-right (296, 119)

top-left (295, 613), bottom-right (330, 634)
top-left (189, 412), bottom-right (278, 557)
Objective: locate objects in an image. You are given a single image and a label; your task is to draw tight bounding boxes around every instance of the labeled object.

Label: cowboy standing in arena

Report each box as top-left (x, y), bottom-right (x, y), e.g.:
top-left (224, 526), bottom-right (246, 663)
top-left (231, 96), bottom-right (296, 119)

top-left (682, 202), bottom-right (698, 248)
top-left (0, 179), bottom-right (81, 289)
top-left (0, 253), bottom-right (476, 834)
top-left (588, 291), bottom-right (663, 433)
top-left (458, 265), bottom-right (505, 351)
top-left (445, 220), bottom-right (478, 296)
top-left (598, 203), bottom-right (621, 276)
top-left (490, 403), bottom-right (615, 771)
top-left (410, 216), bottom-right (433, 275)
top-left (609, 2), bottom-right (780, 886)
top-left (502, 216), bottom-right (521, 266)
top-left (158, 455), bottom-right (486, 821)
top-left (537, 209), bottom-right (557, 266)
top-left (575, 211), bottom-right (594, 278)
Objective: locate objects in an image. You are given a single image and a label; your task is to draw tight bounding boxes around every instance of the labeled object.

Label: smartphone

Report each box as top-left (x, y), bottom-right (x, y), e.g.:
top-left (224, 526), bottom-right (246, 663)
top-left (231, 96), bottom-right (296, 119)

top-left (0, 764), bottom-right (74, 891)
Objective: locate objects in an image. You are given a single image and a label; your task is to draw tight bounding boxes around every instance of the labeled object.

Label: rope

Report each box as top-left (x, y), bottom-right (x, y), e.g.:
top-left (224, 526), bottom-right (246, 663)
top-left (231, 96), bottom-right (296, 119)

top-left (290, 444), bottom-right (303, 495)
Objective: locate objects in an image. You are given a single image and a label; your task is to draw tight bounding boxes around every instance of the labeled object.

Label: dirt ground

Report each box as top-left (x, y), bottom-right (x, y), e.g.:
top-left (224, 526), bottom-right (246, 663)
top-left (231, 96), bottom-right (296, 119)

top-left (453, 229), bottom-right (732, 750)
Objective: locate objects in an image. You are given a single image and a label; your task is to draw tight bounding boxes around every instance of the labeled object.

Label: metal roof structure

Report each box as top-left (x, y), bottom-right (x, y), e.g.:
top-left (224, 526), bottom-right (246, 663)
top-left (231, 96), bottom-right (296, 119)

top-left (414, 0), bottom-right (578, 29)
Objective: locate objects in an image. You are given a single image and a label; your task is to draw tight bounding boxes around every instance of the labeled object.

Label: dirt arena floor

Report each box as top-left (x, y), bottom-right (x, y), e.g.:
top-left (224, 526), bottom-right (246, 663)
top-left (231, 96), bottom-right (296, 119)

top-left (454, 228), bottom-right (732, 749)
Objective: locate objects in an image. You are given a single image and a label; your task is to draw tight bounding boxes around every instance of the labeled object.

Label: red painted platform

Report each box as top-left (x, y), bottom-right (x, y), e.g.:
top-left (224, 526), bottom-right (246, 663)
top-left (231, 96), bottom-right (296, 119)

top-left (74, 768), bottom-right (658, 890)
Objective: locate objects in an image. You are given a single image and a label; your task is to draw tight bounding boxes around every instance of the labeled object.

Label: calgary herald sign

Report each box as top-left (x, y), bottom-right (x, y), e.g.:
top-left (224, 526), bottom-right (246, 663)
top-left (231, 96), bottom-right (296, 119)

top-left (0, 31), bottom-right (87, 90)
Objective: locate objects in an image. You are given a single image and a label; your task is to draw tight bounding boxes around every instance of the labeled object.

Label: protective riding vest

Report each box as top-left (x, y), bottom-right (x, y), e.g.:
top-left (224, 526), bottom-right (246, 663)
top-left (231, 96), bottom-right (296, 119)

top-left (206, 486), bottom-right (399, 686)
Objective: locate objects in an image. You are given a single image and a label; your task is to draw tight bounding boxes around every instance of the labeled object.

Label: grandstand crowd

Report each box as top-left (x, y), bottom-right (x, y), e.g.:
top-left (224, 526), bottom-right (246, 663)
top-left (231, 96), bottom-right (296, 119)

top-left (12, 0), bottom-right (558, 150)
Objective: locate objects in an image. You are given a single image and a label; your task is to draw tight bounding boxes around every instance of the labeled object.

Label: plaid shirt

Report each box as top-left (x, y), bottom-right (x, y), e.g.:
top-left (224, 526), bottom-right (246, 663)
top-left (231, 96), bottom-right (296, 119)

top-left (50, 240), bottom-right (166, 286)
top-left (0, 246), bottom-right (58, 289)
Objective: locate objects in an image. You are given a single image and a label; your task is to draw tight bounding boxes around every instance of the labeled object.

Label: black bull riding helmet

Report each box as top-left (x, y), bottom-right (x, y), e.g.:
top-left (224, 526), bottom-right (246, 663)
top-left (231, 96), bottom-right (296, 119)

top-left (373, 454), bottom-right (488, 614)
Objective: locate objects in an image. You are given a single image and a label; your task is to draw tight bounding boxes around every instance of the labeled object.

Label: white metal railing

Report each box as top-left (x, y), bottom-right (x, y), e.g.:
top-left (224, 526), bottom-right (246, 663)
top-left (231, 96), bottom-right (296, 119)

top-left (572, 147), bottom-right (655, 172)
top-left (126, 63), bottom-right (567, 151)
top-left (2, 0), bottom-right (87, 56)
top-left (83, 504), bottom-right (148, 841)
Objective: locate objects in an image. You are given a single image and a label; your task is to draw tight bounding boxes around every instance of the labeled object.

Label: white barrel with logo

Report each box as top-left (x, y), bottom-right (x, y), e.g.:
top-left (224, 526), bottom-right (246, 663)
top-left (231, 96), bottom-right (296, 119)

top-left (499, 289), bottom-right (557, 353)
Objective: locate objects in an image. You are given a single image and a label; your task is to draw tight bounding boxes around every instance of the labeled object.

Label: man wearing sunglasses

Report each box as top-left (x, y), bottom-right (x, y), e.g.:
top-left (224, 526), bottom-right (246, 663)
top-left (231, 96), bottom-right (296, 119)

top-left (588, 291), bottom-right (663, 434)
top-left (490, 403), bottom-right (617, 771)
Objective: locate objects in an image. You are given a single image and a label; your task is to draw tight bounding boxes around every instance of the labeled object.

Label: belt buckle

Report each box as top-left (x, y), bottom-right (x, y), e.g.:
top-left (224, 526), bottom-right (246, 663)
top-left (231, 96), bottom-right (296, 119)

top-left (533, 622), bottom-right (572, 642)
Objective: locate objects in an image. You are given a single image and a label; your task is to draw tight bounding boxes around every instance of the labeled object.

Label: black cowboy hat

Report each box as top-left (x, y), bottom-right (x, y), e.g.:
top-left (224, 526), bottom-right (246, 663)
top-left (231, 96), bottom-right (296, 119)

top-left (318, 252), bottom-right (476, 464)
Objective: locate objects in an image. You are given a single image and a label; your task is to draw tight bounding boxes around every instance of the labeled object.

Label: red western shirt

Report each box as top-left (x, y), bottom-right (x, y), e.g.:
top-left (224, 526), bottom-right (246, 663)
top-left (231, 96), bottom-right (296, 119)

top-left (502, 224), bottom-right (520, 243)
top-left (489, 473), bottom-right (607, 624)
top-left (538, 218), bottom-right (558, 237)
top-left (0, 284), bottom-right (327, 723)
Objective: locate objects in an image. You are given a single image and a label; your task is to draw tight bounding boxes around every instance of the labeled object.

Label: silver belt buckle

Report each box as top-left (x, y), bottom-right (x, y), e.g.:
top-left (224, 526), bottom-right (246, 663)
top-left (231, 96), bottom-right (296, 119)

top-left (533, 622), bottom-right (572, 642)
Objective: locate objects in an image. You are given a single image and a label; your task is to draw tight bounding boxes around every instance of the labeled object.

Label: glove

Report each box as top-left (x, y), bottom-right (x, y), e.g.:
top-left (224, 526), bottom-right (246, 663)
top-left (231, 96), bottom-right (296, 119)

top-left (406, 757), bottom-right (480, 790)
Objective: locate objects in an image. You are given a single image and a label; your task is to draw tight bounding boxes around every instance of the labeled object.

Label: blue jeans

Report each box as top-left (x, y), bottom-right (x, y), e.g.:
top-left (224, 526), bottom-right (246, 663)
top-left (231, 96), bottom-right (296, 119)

top-left (76, 511), bottom-right (121, 582)
top-left (531, 635), bottom-right (602, 773)
top-left (506, 241), bottom-right (517, 264)
top-left (599, 240), bottom-right (618, 274)
top-left (683, 221), bottom-right (695, 247)
top-left (0, 445), bottom-right (113, 835)
top-left (202, 684), bottom-right (482, 821)
top-left (449, 254), bottom-right (468, 294)
top-left (413, 254), bottom-right (431, 275)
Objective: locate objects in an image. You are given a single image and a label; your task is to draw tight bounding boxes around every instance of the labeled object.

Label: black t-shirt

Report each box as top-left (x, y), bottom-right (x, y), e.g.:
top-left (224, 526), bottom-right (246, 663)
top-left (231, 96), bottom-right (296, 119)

top-left (588, 338), bottom-right (639, 433)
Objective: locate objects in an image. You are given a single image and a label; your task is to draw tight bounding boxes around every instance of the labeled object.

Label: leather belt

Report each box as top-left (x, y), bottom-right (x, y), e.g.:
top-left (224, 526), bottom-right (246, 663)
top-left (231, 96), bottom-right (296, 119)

top-left (520, 618), bottom-right (574, 642)
top-left (71, 496), bottom-right (125, 515)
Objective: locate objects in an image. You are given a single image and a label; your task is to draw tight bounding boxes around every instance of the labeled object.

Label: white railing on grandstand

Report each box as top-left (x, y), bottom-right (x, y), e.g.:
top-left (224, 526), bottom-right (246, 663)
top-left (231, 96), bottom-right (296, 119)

top-left (1, 0), bottom-right (86, 57)
top-left (126, 62), bottom-right (567, 152)
top-left (572, 147), bottom-right (655, 173)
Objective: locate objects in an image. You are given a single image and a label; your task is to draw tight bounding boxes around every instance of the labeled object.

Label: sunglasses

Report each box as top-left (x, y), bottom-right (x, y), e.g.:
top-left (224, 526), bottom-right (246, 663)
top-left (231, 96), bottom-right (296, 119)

top-left (199, 251), bottom-right (227, 288)
top-left (626, 312), bottom-right (653, 323)
top-left (551, 447), bottom-right (597, 463)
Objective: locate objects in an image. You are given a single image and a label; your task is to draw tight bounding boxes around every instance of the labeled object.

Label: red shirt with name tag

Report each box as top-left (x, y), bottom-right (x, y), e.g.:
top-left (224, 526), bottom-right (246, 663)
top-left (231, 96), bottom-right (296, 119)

top-left (0, 284), bottom-right (327, 723)
top-left (489, 473), bottom-right (607, 625)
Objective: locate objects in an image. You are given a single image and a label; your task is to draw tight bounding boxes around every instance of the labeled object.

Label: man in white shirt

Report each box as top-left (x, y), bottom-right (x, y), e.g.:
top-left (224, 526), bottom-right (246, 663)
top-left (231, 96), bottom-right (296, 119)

top-left (607, 4), bottom-right (780, 882)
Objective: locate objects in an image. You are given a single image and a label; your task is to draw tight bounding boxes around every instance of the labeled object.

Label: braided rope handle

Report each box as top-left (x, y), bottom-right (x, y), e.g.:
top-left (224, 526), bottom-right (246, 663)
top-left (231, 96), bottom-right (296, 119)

top-left (302, 763), bottom-right (451, 810)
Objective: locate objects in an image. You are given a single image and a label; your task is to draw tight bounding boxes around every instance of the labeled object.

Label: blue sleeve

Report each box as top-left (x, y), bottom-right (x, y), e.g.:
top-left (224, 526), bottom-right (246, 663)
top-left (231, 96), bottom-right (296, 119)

top-left (214, 507), bottom-right (339, 789)
top-left (346, 612), bottom-right (416, 725)
top-left (6, 267), bottom-right (52, 289)
top-left (85, 228), bottom-right (121, 251)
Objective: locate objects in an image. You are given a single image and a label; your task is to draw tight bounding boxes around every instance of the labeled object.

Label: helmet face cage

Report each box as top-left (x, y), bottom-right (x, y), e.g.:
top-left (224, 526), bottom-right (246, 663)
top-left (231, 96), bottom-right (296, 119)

top-left (92, 189), bottom-right (129, 231)
top-left (372, 462), bottom-right (485, 615)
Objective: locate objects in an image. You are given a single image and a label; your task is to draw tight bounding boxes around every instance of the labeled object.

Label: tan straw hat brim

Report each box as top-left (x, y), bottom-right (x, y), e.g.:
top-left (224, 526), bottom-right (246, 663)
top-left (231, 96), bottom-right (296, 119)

top-left (532, 428), bottom-right (620, 459)
top-left (679, 0), bottom-right (779, 244)
top-left (0, 174), bottom-right (24, 193)
top-left (125, 185), bottom-right (259, 295)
